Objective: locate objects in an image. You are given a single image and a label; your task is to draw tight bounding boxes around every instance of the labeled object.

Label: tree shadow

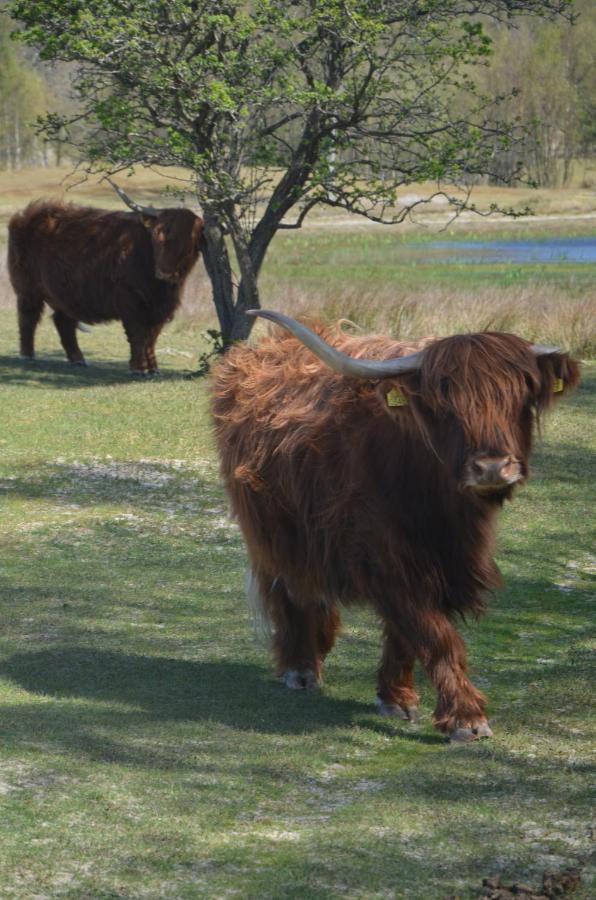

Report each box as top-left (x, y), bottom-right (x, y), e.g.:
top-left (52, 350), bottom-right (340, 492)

top-left (530, 440), bottom-right (596, 488)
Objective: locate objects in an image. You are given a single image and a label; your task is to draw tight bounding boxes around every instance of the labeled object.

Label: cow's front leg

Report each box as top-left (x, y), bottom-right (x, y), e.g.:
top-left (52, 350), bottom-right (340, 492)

top-left (415, 609), bottom-right (491, 742)
top-left (145, 324), bottom-right (164, 374)
top-left (263, 575), bottom-right (339, 689)
top-left (376, 623), bottom-right (419, 722)
top-left (122, 320), bottom-right (150, 374)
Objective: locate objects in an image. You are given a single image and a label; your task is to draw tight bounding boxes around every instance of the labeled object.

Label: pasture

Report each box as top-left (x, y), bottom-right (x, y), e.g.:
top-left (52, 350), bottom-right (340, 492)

top-left (0, 170), bottom-right (595, 898)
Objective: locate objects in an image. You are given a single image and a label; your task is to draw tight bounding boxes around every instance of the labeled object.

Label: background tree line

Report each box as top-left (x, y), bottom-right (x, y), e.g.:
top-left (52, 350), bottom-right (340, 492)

top-left (0, 7), bottom-right (76, 169)
top-left (0, 15), bottom-right (48, 168)
top-left (480, 0), bottom-right (596, 186)
top-left (1, 1), bottom-right (594, 184)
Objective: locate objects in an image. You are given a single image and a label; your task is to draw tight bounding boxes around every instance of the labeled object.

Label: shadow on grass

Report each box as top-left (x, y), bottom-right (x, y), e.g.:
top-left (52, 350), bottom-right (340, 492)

top-left (0, 498), bottom-right (592, 762)
top-left (0, 647), bottom-right (442, 762)
top-left (0, 353), bottom-right (193, 387)
top-left (529, 441), bottom-right (595, 486)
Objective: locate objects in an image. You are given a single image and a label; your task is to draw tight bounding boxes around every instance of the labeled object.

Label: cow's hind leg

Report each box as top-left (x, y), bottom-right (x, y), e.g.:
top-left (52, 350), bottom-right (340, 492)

top-left (415, 610), bottom-right (491, 742)
top-left (262, 575), bottom-right (340, 689)
top-left (376, 623), bottom-right (419, 722)
top-left (17, 292), bottom-right (44, 360)
top-left (52, 310), bottom-right (87, 365)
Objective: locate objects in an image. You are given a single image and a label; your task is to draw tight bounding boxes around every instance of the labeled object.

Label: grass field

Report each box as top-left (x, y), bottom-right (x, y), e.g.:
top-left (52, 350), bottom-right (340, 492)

top-left (0, 314), bottom-right (594, 899)
top-left (0, 168), bottom-right (595, 898)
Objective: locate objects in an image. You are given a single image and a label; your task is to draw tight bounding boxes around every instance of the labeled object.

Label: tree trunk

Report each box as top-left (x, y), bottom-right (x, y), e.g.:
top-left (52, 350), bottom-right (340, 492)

top-left (200, 209), bottom-right (273, 345)
top-left (231, 279), bottom-right (260, 341)
top-left (226, 205), bottom-right (261, 342)
top-left (198, 114), bottom-right (321, 348)
top-left (14, 110), bottom-right (21, 170)
top-left (201, 211), bottom-right (236, 341)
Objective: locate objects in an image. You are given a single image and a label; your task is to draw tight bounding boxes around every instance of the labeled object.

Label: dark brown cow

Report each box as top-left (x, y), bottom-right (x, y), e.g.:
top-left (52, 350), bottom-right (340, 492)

top-left (8, 183), bottom-right (203, 374)
top-left (212, 310), bottom-right (580, 742)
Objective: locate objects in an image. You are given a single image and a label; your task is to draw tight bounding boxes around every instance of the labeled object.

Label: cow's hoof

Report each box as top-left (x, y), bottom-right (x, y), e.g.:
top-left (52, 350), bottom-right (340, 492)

top-left (130, 369), bottom-right (149, 377)
top-left (147, 368), bottom-right (162, 377)
top-left (19, 354), bottom-right (35, 362)
top-left (375, 696), bottom-right (418, 722)
top-left (69, 359), bottom-right (88, 367)
top-left (282, 669), bottom-right (320, 690)
top-left (449, 721), bottom-right (493, 743)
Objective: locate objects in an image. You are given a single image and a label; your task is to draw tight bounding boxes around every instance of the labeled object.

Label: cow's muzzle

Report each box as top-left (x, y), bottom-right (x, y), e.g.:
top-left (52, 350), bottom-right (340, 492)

top-left (155, 269), bottom-right (180, 283)
top-left (463, 454), bottom-right (523, 494)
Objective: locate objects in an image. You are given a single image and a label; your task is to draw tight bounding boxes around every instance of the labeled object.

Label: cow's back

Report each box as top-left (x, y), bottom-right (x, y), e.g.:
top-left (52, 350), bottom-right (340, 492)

top-left (212, 329), bottom-right (443, 603)
top-left (8, 201), bottom-right (154, 323)
top-left (213, 325), bottom-right (432, 488)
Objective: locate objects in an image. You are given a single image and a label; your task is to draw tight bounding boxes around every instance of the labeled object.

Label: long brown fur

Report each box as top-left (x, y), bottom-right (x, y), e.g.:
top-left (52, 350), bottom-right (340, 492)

top-left (212, 322), bottom-right (580, 734)
top-left (8, 200), bottom-right (204, 372)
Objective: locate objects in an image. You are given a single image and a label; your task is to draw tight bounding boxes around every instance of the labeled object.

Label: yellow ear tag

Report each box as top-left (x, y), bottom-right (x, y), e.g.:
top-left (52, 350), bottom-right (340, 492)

top-left (386, 387), bottom-right (408, 407)
top-left (552, 377), bottom-right (564, 393)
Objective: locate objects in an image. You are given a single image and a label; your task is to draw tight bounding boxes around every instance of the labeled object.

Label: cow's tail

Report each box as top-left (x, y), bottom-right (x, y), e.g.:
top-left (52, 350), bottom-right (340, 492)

top-left (49, 312), bottom-right (92, 333)
top-left (245, 568), bottom-right (273, 644)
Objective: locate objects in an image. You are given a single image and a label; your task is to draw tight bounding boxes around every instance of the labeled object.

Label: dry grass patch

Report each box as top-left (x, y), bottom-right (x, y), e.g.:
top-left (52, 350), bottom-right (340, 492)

top-left (256, 281), bottom-right (595, 358)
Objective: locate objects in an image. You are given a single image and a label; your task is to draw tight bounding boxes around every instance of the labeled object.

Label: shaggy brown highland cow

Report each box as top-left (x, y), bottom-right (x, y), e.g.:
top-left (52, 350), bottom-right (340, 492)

top-left (212, 310), bottom-right (579, 742)
top-left (8, 181), bottom-right (203, 374)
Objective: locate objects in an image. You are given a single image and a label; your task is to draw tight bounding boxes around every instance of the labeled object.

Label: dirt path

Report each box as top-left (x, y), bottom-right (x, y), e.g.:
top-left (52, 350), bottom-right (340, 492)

top-left (300, 211), bottom-right (596, 229)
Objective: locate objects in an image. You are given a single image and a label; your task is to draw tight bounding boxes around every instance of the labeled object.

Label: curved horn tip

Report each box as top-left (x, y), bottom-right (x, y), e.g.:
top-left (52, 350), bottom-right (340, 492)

top-left (245, 309), bottom-right (286, 323)
top-left (532, 344), bottom-right (561, 356)
top-left (106, 177), bottom-right (158, 217)
top-left (244, 309), bottom-right (423, 378)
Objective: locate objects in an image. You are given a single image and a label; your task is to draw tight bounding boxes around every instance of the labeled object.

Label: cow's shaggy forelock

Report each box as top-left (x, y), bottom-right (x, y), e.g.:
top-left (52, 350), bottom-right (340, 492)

top-left (151, 208), bottom-right (203, 281)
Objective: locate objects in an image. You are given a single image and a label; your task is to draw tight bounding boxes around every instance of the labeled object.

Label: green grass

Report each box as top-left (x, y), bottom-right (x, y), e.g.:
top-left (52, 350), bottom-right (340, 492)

top-left (0, 307), bottom-right (594, 899)
top-left (266, 232), bottom-right (594, 293)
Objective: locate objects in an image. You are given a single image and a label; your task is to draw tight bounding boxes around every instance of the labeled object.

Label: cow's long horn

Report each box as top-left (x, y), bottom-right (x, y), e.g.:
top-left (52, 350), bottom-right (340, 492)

top-left (106, 178), bottom-right (159, 217)
top-left (246, 309), bottom-right (424, 378)
top-left (531, 344), bottom-right (561, 355)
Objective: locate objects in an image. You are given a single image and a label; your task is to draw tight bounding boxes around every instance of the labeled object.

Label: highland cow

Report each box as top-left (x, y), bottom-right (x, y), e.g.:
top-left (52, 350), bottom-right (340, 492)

top-left (8, 181), bottom-right (203, 374)
top-left (212, 310), bottom-right (579, 741)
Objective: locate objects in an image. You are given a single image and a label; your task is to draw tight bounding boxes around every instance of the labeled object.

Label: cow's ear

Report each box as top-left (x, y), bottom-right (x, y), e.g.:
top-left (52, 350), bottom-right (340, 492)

top-left (534, 350), bottom-right (581, 411)
top-left (376, 378), bottom-right (412, 418)
top-left (140, 214), bottom-right (154, 230)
